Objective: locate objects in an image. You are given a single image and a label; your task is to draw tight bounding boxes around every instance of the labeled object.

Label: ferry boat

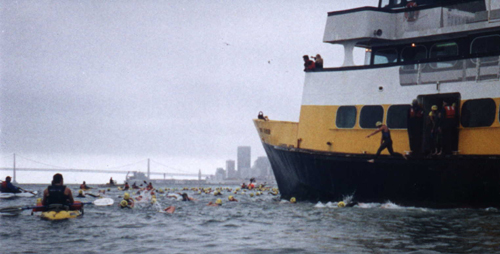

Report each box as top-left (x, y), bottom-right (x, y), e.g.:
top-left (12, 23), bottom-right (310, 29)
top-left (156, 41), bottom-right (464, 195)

top-left (254, 0), bottom-right (500, 208)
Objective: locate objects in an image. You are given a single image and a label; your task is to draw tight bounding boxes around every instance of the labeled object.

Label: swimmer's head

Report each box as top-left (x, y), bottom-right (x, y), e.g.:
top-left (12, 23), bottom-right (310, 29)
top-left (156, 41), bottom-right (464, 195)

top-left (290, 197), bottom-right (296, 203)
top-left (124, 192), bottom-right (130, 200)
top-left (215, 199), bottom-right (222, 205)
top-left (120, 200), bottom-right (128, 208)
top-left (338, 201), bottom-right (346, 208)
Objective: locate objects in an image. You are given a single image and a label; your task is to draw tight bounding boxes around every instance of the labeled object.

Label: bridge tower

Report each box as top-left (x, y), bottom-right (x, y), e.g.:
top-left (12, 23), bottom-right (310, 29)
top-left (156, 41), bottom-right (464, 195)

top-left (12, 153), bottom-right (17, 184)
top-left (147, 158), bottom-right (150, 180)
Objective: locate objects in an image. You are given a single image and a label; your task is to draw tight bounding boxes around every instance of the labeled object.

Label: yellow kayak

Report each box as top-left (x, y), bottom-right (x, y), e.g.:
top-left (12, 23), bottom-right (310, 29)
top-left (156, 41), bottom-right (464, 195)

top-left (40, 210), bottom-right (82, 221)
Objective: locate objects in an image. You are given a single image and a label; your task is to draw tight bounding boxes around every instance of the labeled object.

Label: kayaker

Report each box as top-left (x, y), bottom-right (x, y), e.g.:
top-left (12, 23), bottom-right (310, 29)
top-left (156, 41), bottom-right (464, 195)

top-left (80, 181), bottom-right (90, 190)
top-left (109, 177), bottom-right (115, 186)
top-left (42, 173), bottom-right (74, 209)
top-left (0, 176), bottom-right (21, 193)
top-left (146, 182), bottom-right (153, 191)
top-left (124, 182), bottom-right (130, 190)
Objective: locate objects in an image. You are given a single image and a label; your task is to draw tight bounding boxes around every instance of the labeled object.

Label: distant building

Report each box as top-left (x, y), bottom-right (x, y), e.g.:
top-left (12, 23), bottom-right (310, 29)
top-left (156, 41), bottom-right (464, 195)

top-left (226, 160), bottom-right (236, 179)
top-left (215, 167), bottom-right (226, 181)
top-left (237, 146), bottom-right (251, 178)
top-left (253, 156), bottom-right (272, 178)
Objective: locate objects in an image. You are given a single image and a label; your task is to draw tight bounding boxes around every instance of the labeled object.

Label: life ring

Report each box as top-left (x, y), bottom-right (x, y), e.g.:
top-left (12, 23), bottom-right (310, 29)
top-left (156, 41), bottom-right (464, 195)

top-left (404, 2), bottom-right (419, 22)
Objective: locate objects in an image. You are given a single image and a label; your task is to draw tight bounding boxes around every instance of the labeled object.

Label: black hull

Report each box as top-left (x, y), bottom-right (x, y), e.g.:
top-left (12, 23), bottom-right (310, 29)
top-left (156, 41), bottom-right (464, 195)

top-left (263, 143), bottom-right (500, 208)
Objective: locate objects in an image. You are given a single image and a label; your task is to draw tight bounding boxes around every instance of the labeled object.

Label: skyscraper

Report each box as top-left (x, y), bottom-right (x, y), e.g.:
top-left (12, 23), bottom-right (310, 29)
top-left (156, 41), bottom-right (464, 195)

top-left (226, 160), bottom-right (236, 179)
top-left (237, 146), bottom-right (251, 178)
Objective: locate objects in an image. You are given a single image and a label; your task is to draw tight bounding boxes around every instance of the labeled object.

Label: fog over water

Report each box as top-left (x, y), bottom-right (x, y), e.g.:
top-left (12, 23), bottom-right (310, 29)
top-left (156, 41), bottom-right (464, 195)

top-left (0, 0), bottom-right (377, 183)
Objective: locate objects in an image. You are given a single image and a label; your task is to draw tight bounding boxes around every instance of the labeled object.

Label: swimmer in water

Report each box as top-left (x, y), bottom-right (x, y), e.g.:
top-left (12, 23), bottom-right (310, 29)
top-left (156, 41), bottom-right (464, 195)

top-left (207, 199), bottom-right (222, 207)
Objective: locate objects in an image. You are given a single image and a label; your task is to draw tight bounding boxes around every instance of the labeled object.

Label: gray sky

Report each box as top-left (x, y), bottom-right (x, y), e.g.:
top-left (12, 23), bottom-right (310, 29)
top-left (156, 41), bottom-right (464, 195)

top-left (0, 0), bottom-right (377, 180)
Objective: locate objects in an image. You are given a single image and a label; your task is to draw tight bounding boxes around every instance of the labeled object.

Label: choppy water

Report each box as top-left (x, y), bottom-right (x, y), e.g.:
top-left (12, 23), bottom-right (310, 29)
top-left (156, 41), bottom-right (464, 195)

top-left (1, 184), bottom-right (500, 254)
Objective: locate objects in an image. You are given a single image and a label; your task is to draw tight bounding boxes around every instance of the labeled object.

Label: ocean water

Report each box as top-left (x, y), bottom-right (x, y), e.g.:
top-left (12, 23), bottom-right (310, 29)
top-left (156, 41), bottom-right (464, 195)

top-left (1, 184), bottom-right (500, 254)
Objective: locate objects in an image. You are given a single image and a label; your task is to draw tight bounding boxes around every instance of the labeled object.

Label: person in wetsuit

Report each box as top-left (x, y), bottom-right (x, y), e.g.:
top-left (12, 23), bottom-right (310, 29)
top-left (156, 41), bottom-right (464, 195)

top-left (428, 105), bottom-right (442, 155)
top-left (42, 173), bottom-right (74, 210)
top-left (366, 121), bottom-right (402, 162)
top-left (0, 176), bottom-right (21, 193)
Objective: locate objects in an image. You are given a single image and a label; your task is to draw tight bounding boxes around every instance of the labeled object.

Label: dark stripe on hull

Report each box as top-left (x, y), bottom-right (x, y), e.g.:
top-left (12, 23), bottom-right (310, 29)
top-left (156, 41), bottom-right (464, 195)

top-left (263, 143), bottom-right (500, 208)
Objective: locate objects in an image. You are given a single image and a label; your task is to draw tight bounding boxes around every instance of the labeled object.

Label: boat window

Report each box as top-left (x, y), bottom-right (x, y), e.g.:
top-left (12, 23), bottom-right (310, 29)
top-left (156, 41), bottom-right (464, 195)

top-left (429, 42), bottom-right (458, 68)
top-left (471, 35), bottom-right (500, 55)
top-left (360, 105), bottom-right (384, 128)
top-left (373, 49), bottom-right (398, 65)
top-left (380, 0), bottom-right (390, 8)
top-left (387, 105), bottom-right (410, 129)
top-left (461, 98), bottom-right (496, 128)
top-left (336, 106), bottom-right (357, 128)
top-left (401, 45), bottom-right (427, 62)
top-left (401, 45), bottom-right (427, 70)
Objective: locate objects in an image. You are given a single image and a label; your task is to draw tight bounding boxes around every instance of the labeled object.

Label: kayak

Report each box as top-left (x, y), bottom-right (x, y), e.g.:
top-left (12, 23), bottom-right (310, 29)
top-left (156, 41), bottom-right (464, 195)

top-left (0, 191), bottom-right (38, 199)
top-left (40, 210), bottom-right (82, 221)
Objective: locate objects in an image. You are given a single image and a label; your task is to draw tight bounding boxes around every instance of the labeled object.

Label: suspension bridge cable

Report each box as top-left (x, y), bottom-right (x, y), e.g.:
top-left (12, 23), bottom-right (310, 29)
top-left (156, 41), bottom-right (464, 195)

top-left (150, 159), bottom-right (190, 173)
top-left (15, 155), bottom-right (66, 169)
top-left (103, 159), bottom-right (149, 170)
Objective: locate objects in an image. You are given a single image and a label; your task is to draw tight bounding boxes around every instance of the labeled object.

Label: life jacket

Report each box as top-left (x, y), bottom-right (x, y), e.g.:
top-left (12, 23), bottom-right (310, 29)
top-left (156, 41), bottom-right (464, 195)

top-left (444, 106), bottom-right (456, 119)
top-left (409, 106), bottom-right (423, 118)
top-left (1, 181), bottom-right (8, 192)
top-left (47, 185), bottom-right (69, 206)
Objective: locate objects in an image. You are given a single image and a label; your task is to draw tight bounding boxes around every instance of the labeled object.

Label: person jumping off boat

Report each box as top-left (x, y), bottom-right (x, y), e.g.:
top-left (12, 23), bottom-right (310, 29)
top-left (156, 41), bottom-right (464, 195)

top-left (366, 121), bottom-right (404, 163)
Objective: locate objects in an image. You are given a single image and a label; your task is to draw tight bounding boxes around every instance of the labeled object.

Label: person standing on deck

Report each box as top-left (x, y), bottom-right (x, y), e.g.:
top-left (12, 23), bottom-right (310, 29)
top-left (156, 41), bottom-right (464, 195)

top-left (366, 121), bottom-right (403, 163)
top-left (407, 99), bottom-right (424, 156)
top-left (440, 101), bottom-right (457, 155)
top-left (428, 105), bottom-right (442, 155)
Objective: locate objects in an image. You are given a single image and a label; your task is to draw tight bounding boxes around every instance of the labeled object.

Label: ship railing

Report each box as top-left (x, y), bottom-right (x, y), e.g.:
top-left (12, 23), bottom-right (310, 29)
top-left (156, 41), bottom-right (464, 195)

top-left (399, 55), bottom-right (500, 86)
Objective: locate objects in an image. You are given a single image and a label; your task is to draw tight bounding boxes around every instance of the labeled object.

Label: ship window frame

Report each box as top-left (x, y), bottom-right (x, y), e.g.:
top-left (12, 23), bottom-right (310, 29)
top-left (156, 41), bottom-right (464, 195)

top-left (470, 35), bottom-right (500, 64)
top-left (461, 98), bottom-right (496, 128)
top-left (359, 105), bottom-right (384, 129)
top-left (336, 106), bottom-right (357, 129)
top-left (387, 104), bottom-right (411, 129)
top-left (373, 48), bottom-right (399, 65)
top-left (429, 41), bottom-right (459, 69)
top-left (401, 45), bottom-right (427, 70)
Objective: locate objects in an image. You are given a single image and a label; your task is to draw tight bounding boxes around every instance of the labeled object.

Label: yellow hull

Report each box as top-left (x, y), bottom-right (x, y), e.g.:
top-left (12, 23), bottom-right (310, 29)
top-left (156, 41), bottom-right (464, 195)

top-left (41, 210), bottom-right (82, 221)
top-left (255, 98), bottom-right (500, 156)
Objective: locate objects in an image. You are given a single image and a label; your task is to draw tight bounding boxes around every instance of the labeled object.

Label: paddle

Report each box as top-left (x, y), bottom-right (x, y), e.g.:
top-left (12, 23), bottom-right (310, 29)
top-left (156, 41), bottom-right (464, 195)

top-left (0, 198), bottom-right (114, 215)
top-left (18, 187), bottom-right (36, 195)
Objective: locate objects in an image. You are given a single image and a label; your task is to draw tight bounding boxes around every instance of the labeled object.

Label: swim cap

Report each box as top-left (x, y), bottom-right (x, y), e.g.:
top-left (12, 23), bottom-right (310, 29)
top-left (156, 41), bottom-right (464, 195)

top-left (338, 201), bottom-right (346, 208)
top-left (120, 200), bottom-right (128, 208)
top-left (215, 199), bottom-right (222, 205)
top-left (78, 190), bottom-right (83, 194)
top-left (250, 193), bottom-right (254, 197)
top-left (375, 121), bottom-right (382, 127)
top-left (290, 197), bottom-right (296, 203)
top-left (228, 195), bottom-right (233, 201)
top-left (124, 192), bottom-right (130, 200)
top-left (151, 198), bottom-right (157, 204)
top-left (431, 105), bottom-right (438, 110)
